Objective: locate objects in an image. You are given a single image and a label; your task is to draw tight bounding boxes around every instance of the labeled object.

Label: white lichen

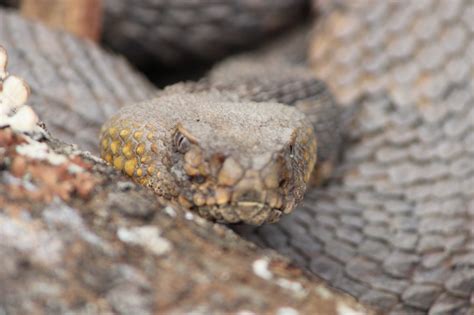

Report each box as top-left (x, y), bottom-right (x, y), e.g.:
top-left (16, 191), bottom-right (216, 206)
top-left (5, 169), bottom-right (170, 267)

top-left (117, 225), bottom-right (172, 256)
top-left (276, 307), bottom-right (299, 315)
top-left (0, 75), bottom-right (30, 113)
top-left (252, 258), bottom-right (273, 280)
top-left (253, 258), bottom-right (308, 298)
top-left (16, 138), bottom-right (67, 165)
top-left (67, 163), bottom-right (85, 174)
top-left (184, 211), bottom-right (194, 220)
top-left (336, 302), bottom-right (366, 315)
top-left (0, 45), bottom-right (41, 134)
top-left (163, 206), bottom-right (176, 217)
top-left (7, 105), bottom-right (39, 132)
top-left (314, 285), bottom-right (333, 300)
top-left (0, 46), bottom-right (7, 79)
top-left (276, 278), bottom-right (305, 295)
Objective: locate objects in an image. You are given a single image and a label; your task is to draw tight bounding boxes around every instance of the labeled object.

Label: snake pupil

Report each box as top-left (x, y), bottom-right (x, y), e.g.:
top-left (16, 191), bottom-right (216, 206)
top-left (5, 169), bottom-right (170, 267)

top-left (175, 132), bottom-right (190, 153)
top-left (191, 175), bottom-right (205, 184)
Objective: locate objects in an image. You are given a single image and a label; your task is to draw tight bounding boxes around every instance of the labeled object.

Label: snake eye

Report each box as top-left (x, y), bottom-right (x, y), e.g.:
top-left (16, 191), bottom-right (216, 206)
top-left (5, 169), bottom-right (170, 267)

top-left (174, 131), bottom-right (190, 153)
top-left (191, 175), bottom-right (205, 184)
top-left (289, 143), bottom-right (295, 158)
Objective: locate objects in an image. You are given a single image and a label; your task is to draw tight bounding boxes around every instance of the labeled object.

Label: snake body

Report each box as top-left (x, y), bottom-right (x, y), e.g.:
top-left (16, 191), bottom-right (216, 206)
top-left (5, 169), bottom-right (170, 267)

top-left (101, 0), bottom-right (309, 67)
top-left (0, 9), bottom-right (155, 153)
top-left (1, 0), bottom-right (473, 313)
top-left (237, 1), bottom-right (474, 314)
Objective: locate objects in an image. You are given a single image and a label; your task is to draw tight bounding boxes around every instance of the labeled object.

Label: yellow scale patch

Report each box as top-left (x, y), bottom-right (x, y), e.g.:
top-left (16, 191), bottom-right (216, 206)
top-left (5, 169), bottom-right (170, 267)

top-left (133, 131), bottom-right (143, 140)
top-left (110, 140), bottom-right (120, 155)
top-left (136, 143), bottom-right (145, 156)
top-left (101, 124), bottom-right (156, 183)
top-left (124, 158), bottom-right (137, 177)
top-left (113, 156), bottom-right (124, 170)
top-left (122, 142), bottom-right (134, 159)
top-left (119, 128), bottom-right (130, 139)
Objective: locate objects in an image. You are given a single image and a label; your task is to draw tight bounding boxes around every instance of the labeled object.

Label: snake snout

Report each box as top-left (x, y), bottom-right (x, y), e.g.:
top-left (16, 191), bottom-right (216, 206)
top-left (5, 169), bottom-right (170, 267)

top-left (235, 189), bottom-right (263, 203)
top-left (230, 155), bottom-right (292, 208)
top-left (260, 154), bottom-right (292, 191)
top-left (231, 170), bottom-right (265, 203)
top-left (233, 186), bottom-right (266, 206)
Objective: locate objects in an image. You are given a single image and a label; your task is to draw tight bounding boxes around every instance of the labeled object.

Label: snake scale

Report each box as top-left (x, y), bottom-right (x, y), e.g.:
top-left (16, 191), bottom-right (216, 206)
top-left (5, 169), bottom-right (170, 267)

top-left (101, 0), bottom-right (309, 67)
top-left (1, 0), bottom-right (473, 314)
top-left (238, 1), bottom-right (474, 314)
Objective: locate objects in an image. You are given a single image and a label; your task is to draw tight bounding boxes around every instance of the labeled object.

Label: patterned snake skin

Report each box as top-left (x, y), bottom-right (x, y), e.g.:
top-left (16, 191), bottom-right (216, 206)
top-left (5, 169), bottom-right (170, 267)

top-left (102, 0), bottom-right (309, 67)
top-left (236, 1), bottom-right (474, 314)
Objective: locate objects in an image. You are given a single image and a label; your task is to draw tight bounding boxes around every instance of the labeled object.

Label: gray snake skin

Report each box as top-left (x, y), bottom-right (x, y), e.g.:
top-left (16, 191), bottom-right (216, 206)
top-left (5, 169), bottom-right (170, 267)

top-left (236, 1), bottom-right (474, 314)
top-left (102, 0), bottom-right (309, 67)
top-left (0, 9), bottom-right (155, 153)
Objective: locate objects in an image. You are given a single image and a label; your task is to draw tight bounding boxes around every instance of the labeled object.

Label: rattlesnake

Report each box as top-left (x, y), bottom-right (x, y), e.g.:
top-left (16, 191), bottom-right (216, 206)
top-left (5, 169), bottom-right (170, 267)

top-left (1, 1), bottom-right (473, 314)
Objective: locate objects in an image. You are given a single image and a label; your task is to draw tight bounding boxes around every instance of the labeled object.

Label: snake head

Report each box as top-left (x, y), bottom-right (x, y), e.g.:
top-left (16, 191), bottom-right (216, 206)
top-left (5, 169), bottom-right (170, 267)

top-left (100, 91), bottom-right (316, 225)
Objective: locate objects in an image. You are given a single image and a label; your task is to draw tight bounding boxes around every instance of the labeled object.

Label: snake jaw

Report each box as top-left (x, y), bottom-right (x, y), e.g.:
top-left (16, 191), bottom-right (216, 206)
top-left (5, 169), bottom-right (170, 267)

top-left (172, 138), bottom-right (309, 224)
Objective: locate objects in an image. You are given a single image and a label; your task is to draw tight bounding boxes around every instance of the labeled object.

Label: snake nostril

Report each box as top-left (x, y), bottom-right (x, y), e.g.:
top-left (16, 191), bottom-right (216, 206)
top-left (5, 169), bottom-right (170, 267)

top-left (240, 190), bottom-right (259, 201)
top-left (234, 188), bottom-right (263, 203)
top-left (279, 177), bottom-right (288, 188)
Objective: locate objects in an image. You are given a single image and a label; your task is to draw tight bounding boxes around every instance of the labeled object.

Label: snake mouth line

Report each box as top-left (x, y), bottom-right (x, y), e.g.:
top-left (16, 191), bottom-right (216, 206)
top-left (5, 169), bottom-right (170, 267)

top-left (236, 201), bottom-right (267, 208)
top-left (195, 199), bottom-right (285, 225)
top-left (234, 200), bottom-right (285, 212)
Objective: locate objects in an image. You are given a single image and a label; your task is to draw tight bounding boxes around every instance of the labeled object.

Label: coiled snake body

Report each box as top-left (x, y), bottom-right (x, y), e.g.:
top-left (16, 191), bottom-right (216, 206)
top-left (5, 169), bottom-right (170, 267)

top-left (1, 0), bottom-right (473, 313)
top-left (239, 1), bottom-right (474, 314)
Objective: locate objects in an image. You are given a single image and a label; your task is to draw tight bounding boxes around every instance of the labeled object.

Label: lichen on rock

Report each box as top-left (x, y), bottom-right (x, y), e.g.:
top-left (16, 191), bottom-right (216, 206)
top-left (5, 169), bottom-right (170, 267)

top-left (0, 45), bottom-right (41, 133)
